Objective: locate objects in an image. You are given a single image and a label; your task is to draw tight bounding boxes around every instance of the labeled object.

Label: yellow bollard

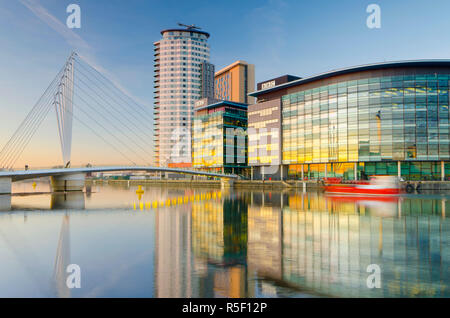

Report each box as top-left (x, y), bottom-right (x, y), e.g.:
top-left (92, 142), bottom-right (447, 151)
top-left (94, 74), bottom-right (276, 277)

top-left (133, 202), bottom-right (136, 210)
top-left (178, 197), bottom-right (183, 204)
top-left (172, 198), bottom-right (177, 205)
top-left (201, 193), bottom-right (205, 200)
top-left (190, 195), bottom-right (195, 202)
top-left (206, 193), bottom-right (211, 200)
top-left (212, 192), bottom-right (216, 199)
top-left (32, 182), bottom-right (36, 190)
top-left (145, 202), bottom-right (150, 209)
top-left (152, 201), bottom-right (158, 209)
top-left (184, 196), bottom-right (189, 204)
top-left (140, 202), bottom-right (144, 211)
top-left (136, 185), bottom-right (144, 201)
top-left (195, 194), bottom-right (200, 201)
top-left (166, 199), bottom-right (171, 206)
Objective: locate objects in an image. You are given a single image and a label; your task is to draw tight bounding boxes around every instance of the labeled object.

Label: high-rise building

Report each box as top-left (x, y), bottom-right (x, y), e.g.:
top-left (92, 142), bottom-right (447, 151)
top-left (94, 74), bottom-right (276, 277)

top-left (153, 25), bottom-right (211, 167)
top-left (214, 61), bottom-right (255, 104)
top-left (201, 62), bottom-right (215, 99)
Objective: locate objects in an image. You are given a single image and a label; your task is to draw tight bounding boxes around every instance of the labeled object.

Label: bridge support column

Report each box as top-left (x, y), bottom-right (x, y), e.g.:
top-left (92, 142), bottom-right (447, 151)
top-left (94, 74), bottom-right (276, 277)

top-left (0, 195), bottom-right (11, 211)
top-left (220, 178), bottom-right (234, 189)
top-left (0, 177), bottom-right (12, 194)
top-left (51, 173), bottom-right (86, 192)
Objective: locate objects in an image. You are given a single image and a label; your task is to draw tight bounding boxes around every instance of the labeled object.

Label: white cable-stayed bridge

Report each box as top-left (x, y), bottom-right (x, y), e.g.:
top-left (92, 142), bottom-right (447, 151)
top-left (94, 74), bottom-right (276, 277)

top-left (0, 52), bottom-right (236, 195)
top-left (0, 53), bottom-right (238, 298)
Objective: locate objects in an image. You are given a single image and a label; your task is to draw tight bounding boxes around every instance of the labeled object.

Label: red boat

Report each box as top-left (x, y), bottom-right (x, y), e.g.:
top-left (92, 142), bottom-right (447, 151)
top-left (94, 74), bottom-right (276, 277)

top-left (324, 176), bottom-right (402, 195)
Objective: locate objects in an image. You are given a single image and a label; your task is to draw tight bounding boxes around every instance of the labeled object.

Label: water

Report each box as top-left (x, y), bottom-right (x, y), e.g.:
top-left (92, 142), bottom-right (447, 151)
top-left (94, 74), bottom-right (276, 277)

top-left (0, 181), bottom-right (448, 298)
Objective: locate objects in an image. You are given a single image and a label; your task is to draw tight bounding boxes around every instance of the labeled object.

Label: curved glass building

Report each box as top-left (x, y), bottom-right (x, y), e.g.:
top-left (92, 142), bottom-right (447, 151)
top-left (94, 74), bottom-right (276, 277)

top-left (249, 61), bottom-right (450, 181)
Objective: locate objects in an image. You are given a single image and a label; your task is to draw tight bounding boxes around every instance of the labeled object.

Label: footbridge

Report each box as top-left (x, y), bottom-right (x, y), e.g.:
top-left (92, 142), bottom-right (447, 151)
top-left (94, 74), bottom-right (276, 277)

top-left (0, 166), bottom-right (237, 194)
top-left (0, 52), bottom-right (238, 194)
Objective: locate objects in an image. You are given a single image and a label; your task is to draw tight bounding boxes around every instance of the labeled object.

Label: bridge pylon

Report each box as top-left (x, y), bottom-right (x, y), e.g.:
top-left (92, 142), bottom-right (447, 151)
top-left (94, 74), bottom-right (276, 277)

top-left (53, 52), bottom-right (76, 168)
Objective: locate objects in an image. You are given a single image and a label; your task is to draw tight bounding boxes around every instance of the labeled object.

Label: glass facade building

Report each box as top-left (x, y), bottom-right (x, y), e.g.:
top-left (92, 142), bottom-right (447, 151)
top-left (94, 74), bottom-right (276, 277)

top-left (249, 61), bottom-right (450, 180)
top-left (192, 100), bottom-right (248, 174)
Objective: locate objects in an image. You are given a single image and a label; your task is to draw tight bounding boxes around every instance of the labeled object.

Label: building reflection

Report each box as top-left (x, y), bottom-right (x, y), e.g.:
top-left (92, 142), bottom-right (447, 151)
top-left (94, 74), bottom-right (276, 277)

top-left (1, 180), bottom-right (448, 298)
top-left (247, 194), bottom-right (283, 283)
top-left (153, 187), bottom-right (208, 297)
top-left (154, 203), bottom-right (193, 297)
top-left (280, 191), bottom-right (449, 297)
top-left (190, 193), bottom-right (249, 298)
top-left (153, 189), bottom-right (449, 297)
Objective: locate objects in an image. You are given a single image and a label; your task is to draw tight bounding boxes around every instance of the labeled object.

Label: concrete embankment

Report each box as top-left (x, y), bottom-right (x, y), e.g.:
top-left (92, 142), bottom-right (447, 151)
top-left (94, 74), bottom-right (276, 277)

top-left (86, 178), bottom-right (325, 190)
top-left (87, 178), bottom-right (222, 188)
top-left (401, 181), bottom-right (450, 191)
top-left (86, 178), bottom-right (450, 192)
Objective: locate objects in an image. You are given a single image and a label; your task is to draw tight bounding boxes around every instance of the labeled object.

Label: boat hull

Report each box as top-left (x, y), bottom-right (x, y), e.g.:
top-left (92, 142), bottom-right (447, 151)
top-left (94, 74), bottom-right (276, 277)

top-left (324, 185), bottom-right (401, 195)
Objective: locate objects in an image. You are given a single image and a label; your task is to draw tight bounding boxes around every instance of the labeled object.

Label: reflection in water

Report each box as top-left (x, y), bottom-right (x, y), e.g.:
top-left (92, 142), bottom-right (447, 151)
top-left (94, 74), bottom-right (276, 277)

top-left (155, 203), bottom-right (192, 298)
top-left (50, 192), bottom-right (85, 210)
top-left (0, 195), bottom-right (11, 211)
top-left (191, 194), bottom-right (249, 297)
top-left (281, 192), bottom-right (448, 297)
top-left (53, 214), bottom-right (71, 298)
top-left (0, 182), bottom-right (448, 298)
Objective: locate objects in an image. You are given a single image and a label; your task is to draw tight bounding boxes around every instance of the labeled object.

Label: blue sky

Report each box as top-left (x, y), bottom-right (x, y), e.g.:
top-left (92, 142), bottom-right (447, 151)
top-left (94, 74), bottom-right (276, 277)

top-left (1, 0), bottom-right (450, 167)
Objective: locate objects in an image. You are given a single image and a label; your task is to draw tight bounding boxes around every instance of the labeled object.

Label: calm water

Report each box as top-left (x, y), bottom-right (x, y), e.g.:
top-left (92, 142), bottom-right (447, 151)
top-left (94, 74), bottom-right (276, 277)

top-left (0, 181), bottom-right (448, 298)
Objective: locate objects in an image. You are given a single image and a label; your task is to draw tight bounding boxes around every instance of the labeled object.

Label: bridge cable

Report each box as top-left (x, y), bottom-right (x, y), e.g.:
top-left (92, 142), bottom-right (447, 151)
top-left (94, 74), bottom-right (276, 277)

top-left (73, 58), bottom-right (155, 134)
top-left (61, 79), bottom-right (152, 165)
top-left (58, 82), bottom-right (143, 165)
top-left (5, 94), bottom-right (57, 169)
top-left (0, 67), bottom-right (63, 165)
top-left (74, 55), bottom-right (154, 120)
top-left (1, 53), bottom-right (156, 168)
top-left (65, 70), bottom-right (155, 154)
top-left (7, 71), bottom-right (139, 167)
top-left (2, 80), bottom-right (59, 168)
top-left (0, 69), bottom-right (63, 168)
top-left (73, 66), bottom-right (155, 144)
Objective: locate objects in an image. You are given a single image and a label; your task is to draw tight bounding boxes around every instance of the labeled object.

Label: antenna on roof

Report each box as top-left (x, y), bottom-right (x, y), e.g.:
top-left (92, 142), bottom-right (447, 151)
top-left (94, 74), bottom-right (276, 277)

top-left (177, 22), bottom-right (201, 31)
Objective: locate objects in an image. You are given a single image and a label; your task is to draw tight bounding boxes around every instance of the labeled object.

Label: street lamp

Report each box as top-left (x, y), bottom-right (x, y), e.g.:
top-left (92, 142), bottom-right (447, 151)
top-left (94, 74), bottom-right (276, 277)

top-left (376, 110), bottom-right (381, 156)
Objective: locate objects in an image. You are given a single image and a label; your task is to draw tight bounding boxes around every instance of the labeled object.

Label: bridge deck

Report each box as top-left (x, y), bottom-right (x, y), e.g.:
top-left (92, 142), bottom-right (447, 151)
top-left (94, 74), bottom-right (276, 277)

top-left (0, 166), bottom-right (238, 182)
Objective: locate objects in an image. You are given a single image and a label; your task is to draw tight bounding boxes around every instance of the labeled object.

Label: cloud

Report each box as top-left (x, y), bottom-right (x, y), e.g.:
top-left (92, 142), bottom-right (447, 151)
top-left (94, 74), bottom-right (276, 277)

top-left (18, 0), bottom-right (89, 50)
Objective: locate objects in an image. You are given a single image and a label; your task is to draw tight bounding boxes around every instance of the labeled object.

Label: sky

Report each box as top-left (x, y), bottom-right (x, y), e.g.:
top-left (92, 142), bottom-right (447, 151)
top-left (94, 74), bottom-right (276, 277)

top-left (1, 0), bottom-right (450, 168)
